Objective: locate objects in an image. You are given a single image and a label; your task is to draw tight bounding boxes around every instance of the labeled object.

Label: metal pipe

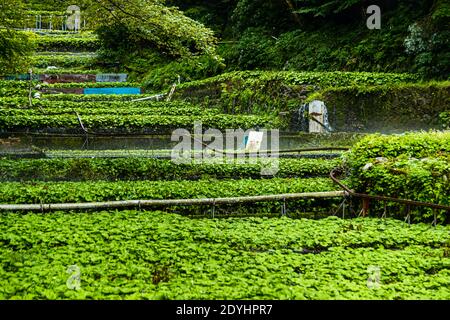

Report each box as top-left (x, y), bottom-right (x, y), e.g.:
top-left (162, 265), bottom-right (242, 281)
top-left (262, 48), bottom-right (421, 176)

top-left (0, 191), bottom-right (345, 212)
top-left (330, 168), bottom-right (450, 211)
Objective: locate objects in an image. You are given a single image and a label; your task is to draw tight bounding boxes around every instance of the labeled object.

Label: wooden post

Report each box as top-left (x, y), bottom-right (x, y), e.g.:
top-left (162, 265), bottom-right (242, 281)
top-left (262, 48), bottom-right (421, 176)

top-left (361, 198), bottom-right (370, 216)
top-left (28, 69), bottom-right (33, 108)
top-left (166, 83), bottom-right (177, 102)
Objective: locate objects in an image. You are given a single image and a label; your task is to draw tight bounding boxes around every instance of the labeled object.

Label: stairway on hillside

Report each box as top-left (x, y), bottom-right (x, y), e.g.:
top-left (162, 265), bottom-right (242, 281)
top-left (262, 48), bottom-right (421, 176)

top-left (1, 23), bottom-right (279, 139)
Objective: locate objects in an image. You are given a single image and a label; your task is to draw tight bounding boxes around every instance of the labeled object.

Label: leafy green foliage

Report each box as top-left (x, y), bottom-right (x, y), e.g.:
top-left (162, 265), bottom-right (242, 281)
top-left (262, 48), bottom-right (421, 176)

top-left (31, 54), bottom-right (96, 69)
top-left (1, 212), bottom-right (449, 299)
top-left (0, 158), bottom-right (341, 182)
top-left (142, 55), bottom-right (225, 92)
top-left (195, 0), bottom-right (448, 79)
top-left (0, 31), bottom-right (33, 75)
top-left (222, 27), bottom-right (275, 71)
top-left (403, 0), bottom-right (450, 79)
top-left (1, 80), bottom-right (140, 90)
top-left (0, 80), bottom-right (35, 89)
top-left (293, 0), bottom-right (364, 17)
top-left (0, 0), bottom-right (34, 75)
top-left (3, 0), bottom-right (447, 301)
top-left (30, 33), bottom-right (100, 52)
top-left (41, 94), bottom-right (152, 102)
top-left (172, 0), bottom-right (236, 37)
top-left (0, 84), bottom-right (283, 133)
top-left (0, 177), bottom-right (336, 204)
top-left (0, 82), bottom-right (29, 97)
top-left (39, 148), bottom-right (345, 159)
top-left (0, 113), bottom-right (280, 133)
top-left (174, 70), bottom-right (418, 115)
top-left (230, 0), bottom-right (294, 35)
top-left (22, 0), bottom-right (73, 11)
top-left (0, 80), bottom-right (139, 100)
top-left (41, 81), bottom-right (139, 89)
top-left (0, 98), bottom-right (192, 108)
top-left (0, 106), bottom-right (218, 117)
top-left (440, 112), bottom-right (450, 129)
top-left (0, 99), bottom-right (219, 117)
top-left (179, 71), bottom-right (418, 90)
top-left (345, 132), bottom-right (450, 222)
top-left (309, 82), bottom-right (450, 131)
top-left (346, 131), bottom-right (450, 168)
top-left (355, 157), bottom-right (449, 219)
top-left (81, 0), bottom-right (218, 74)
top-left (32, 68), bottom-right (101, 75)
top-left (0, 80), bottom-right (139, 97)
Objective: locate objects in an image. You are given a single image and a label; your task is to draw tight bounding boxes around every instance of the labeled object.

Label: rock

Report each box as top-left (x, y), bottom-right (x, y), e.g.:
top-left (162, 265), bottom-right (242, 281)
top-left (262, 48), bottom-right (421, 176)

top-left (363, 163), bottom-right (373, 171)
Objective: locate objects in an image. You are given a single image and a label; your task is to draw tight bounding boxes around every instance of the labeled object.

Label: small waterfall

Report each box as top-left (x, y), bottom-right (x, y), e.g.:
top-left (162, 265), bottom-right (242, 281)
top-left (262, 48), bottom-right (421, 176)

top-left (297, 100), bottom-right (333, 133)
top-left (297, 104), bottom-right (309, 132)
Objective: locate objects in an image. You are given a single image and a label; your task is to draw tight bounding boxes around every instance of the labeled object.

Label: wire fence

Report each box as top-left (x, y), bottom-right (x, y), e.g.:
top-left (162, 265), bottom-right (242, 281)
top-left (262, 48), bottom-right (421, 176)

top-left (17, 14), bottom-right (88, 32)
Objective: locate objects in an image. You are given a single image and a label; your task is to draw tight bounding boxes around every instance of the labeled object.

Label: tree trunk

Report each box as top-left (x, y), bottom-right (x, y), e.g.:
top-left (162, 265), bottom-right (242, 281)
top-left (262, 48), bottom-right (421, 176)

top-left (283, 0), bottom-right (302, 26)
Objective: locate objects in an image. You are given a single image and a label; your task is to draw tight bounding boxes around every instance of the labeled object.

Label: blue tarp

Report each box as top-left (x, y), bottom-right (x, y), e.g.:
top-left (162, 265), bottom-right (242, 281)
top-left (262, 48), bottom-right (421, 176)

top-left (83, 87), bottom-right (141, 95)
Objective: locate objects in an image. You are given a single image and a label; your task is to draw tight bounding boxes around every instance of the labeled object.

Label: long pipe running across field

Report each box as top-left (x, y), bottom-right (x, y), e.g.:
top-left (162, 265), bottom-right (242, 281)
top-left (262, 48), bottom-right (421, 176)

top-left (0, 191), bottom-right (345, 212)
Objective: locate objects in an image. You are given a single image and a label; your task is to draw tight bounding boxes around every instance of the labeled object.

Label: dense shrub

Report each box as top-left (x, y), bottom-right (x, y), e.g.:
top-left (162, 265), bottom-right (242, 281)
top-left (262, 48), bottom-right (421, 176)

top-left (174, 71), bottom-right (418, 115)
top-left (345, 131), bottom-right (450, 222)
top-left (31, 34), bottom-right (100, 52)
top-left (311, 82), bottom-right (450, 132)
top-left (142, 55), bottom-right (225, 92)
top-left (440, 112), bottom-right (450, 129)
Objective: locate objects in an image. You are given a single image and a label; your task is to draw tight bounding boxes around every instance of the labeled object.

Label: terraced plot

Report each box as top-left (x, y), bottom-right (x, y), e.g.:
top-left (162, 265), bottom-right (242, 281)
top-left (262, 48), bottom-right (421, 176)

top-left (1, 22), bottom-right (449, 302)
top-left (1, 212), bottom-right (449, 299)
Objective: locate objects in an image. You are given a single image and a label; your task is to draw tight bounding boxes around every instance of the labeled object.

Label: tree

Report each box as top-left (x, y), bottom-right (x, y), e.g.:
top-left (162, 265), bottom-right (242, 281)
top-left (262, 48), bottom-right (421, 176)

top-left (0, 0), bottom-right (32, 75)
top-left (293, 0), bottom-right (366, 17)
top-left (231, 0), bottom-right (295, 36)
top-left (82, 0), bottom-right (218, 59)
top-left (167, 0), bottom-right (237, 37)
